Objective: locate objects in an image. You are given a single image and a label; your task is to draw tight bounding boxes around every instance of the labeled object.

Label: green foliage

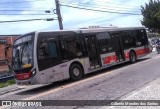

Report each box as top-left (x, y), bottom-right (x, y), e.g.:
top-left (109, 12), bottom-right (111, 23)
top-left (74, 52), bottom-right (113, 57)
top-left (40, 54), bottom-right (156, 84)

top-left (0, 79), bottom-right (15, 88)
top-left (0, 83), bottom-right (7, 88)
top-left (7, 80), bottom-right (15, 85)
top-left (141, 0), bottom-right (160, 33)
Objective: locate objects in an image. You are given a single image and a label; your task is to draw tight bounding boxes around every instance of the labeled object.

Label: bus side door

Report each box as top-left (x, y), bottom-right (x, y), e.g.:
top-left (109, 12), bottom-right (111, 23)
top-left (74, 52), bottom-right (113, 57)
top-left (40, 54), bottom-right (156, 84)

top-left (110, 32), bottom-right (125, 62)
top-left (84, 34), bottom-right (101, 69)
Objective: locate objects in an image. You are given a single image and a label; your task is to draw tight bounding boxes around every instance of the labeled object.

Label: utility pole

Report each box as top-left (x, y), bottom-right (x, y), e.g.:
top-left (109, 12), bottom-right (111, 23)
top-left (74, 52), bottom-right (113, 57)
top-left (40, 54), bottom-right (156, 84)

top-left (55, 0), bottom-right (63, 30)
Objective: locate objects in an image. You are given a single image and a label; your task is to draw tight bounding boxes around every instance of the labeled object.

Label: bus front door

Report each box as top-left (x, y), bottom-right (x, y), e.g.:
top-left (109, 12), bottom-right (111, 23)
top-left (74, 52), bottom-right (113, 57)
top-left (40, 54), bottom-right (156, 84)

top-left (85, 35), bottom-right (100, 69)
top-left (111, 33), bottom-right (125, 62)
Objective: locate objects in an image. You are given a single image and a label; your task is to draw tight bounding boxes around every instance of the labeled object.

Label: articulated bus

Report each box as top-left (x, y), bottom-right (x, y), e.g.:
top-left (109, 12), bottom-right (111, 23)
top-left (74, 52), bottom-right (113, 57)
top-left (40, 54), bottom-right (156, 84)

top-left (12, 27), bottom-right (152, 85)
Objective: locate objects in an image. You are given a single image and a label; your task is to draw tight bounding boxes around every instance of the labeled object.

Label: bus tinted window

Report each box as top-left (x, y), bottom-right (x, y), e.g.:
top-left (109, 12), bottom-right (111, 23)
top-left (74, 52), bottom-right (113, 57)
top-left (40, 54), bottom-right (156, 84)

top-left (48, 41), bottom-right (58, 57)
top-left (60, 35), bottom-right (83, 60)
top-left (37, 40), bottom-right (58, 59)
top-left (37, 40), bottom-right (48, 60)
top-left (134, 29), bottom-right (148, 46)
top-left (97, 32), bottom-right (113, 53)
top-left (37, 33), bottom-right (61, 71)
top-left (122, 31), bottom-right (134, 49)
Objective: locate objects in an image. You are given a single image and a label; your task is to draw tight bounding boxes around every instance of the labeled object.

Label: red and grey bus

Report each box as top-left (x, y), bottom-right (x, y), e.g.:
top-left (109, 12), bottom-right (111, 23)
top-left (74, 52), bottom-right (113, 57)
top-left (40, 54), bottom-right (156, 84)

top-left (12, 27), bottom-right (152, 85)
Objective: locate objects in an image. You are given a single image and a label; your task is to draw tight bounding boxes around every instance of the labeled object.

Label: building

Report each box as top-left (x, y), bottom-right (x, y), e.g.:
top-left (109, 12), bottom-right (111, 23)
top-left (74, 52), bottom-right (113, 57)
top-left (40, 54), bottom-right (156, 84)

top-left (0, 35), bottom-right (20, 73)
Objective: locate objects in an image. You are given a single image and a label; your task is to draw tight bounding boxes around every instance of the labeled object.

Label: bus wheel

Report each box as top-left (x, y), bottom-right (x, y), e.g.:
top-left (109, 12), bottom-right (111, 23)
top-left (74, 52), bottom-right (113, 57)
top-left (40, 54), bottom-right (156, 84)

top-left (69, 64), bottom-right (83, 81)
top-left (129, 51), bottom-right (137, 63)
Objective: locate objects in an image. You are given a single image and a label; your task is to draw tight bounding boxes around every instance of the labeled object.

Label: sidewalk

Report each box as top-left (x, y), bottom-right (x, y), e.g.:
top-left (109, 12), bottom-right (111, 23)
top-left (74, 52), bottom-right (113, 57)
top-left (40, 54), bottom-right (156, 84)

top-left (0, 84), bottom-right (21, 95)
top-left (0, 83), bottom-right (44, 96)
top-left (100, 78), bottom-right (160, 109)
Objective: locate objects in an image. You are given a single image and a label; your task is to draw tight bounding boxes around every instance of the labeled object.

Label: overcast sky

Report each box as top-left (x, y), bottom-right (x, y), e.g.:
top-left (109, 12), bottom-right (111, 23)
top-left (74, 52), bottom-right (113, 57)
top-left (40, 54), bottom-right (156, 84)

top-left (0, 0), bottom-right (149, 35)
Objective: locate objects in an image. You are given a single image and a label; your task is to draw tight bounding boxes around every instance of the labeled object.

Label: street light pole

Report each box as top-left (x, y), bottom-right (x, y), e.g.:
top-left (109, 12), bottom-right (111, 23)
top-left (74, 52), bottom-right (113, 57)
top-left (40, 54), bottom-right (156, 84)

top-left (55, 0), bottom-right (63, 30)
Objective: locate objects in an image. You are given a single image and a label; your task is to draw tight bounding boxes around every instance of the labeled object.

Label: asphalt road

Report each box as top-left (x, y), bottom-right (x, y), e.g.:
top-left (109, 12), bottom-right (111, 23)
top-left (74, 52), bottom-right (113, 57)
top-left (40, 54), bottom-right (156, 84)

top-left (1, 51), bottom-right (160, 109)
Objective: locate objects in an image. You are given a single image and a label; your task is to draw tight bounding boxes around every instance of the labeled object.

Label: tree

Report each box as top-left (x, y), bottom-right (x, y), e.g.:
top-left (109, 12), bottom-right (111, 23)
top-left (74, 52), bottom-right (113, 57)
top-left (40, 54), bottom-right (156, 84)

top-left (141, 0), bottom-right (160, 33)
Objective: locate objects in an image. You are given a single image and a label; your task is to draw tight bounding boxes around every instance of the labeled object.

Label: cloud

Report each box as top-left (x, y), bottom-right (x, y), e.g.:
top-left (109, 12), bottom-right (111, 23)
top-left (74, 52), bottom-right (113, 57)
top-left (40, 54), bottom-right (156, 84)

top-left (0, 0), bottom-right (32, 14)
top-left (110, 15), bottom-right (143, 27)
top-left (0, 0), bottom-right (149, 35)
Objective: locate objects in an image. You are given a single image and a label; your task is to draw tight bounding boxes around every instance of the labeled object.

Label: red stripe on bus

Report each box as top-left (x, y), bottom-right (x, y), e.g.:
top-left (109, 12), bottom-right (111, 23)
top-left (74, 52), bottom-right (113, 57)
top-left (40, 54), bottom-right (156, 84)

top-left (104, 55), bottom-right (117, 64)
top-left (124, 52), bottom-right (130, 59)
top-left (104, 47), bottom-right (150, 64)
top-left (135, 48), bottom-right (146, 56)
top-left (135, 47), bottom-right (150, 56)
top-left (144, 47), bottom-right (151, 53)
top-left (124, 47), bottom-right (150, 59)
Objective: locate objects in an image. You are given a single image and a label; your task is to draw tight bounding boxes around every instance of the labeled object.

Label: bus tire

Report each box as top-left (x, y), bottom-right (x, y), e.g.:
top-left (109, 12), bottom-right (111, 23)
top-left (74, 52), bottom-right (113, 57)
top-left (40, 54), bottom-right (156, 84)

top-left (129, 51), bottom-right (137, 63)
top-left (69, 64), bottom-right (83, 81)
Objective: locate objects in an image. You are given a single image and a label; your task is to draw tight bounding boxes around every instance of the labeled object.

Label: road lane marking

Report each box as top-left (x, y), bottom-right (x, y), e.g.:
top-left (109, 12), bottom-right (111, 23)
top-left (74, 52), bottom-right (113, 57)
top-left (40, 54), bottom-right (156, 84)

top-left (23, 71), bottom-right (113, 100)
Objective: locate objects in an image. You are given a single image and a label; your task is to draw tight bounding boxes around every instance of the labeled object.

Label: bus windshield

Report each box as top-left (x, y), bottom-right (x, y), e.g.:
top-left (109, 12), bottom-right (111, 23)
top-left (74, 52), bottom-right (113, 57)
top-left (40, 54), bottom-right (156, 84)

top-left (12, 35), bottom-right (34, 73)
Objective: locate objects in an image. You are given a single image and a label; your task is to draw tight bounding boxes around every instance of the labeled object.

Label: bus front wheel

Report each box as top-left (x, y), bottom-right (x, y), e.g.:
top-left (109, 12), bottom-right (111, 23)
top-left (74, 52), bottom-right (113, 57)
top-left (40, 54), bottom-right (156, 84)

top-left (129, 51), bottom-right (137, 63)
top-left (69, 64), bottom-right (83, 81)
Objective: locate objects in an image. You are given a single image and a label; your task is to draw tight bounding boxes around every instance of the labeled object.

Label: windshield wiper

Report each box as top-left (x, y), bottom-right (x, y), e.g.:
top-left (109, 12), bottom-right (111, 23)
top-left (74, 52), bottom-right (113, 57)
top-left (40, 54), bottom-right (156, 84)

top-left (14, 48), bottom-right (21, 71)
top-left (20, 42), bottom-right (28, 65)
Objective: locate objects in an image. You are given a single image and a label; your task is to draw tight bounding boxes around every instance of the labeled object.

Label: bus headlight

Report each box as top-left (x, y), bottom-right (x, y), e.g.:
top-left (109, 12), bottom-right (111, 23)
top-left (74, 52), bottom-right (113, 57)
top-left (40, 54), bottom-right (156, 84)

top-left (31, 69), bottom-right (36, 78)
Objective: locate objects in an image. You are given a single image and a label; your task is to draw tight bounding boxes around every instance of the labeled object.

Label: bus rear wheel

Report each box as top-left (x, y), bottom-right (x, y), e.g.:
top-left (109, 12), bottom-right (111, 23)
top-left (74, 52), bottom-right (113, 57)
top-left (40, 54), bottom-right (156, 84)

top-left (69, 64), bottom-right (83, 81)
top-left (129, 51), bottom-right (137, 63)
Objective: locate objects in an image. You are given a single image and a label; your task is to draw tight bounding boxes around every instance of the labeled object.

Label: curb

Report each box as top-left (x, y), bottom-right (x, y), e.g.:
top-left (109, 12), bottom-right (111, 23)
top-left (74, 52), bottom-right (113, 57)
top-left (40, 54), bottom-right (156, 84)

top-left (0, 76), bottom-right (14, 82)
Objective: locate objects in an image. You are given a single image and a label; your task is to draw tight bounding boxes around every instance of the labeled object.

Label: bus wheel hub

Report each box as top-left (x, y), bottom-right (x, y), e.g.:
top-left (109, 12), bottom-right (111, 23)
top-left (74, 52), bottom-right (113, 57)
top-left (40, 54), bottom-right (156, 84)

top-left (73, 68), bottom-right (80, 76)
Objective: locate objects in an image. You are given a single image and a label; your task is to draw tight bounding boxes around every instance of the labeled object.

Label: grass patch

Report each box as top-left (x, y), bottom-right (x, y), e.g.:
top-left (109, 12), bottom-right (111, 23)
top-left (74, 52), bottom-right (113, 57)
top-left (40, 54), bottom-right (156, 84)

top-left (0, 79), bottom-right (15, 88)
top-left (0, 83), bottom-right (7, 88)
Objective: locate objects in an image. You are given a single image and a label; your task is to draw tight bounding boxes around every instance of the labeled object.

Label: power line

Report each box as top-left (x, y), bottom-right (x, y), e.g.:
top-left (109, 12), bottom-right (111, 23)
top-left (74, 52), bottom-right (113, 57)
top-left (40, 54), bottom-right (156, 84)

top-left (60, 0), bottom-right (140, 8)
top-left (60, 4), bottom-right (141, 15)
top-left (60, 1), bottom-right (140, 13)
top-left (0, 7), bottom-right (54, 11)
top-left (0, 18), bottom-right (57, 23)
top-left (0, 9), bottom-right (48, 12)
top-left (0, 0), bottom-right (45, 4)
top-left (60, 1), bottom-right (140, 11)
top-left (0, 14), bottom-right (53, 15)
top-left (93, 0), bottom-right (140, 8)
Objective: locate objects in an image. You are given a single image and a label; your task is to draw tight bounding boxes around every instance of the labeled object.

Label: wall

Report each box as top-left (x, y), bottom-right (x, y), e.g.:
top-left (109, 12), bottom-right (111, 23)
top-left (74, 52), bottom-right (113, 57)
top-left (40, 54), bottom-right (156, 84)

top-left (0, 36), bottom-right (18, 73)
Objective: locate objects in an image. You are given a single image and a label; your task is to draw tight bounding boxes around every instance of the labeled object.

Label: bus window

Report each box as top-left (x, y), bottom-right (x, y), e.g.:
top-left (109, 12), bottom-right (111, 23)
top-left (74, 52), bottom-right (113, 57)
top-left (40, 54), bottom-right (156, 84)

top-left (122, 31), bottom-right (134, 49)
top-left (97, 32), bottom-right (113, 53)
top-left (37, 40), bottom-right (49, 60)
top-left (48, 41), bottom-right (58, 57)
top-left (37, 40), bottom-right (58, 57)
top-left (37, 34), bottom-right (60, 71)
top-left (134, 29), bottom-right (148, 46)
top-left (74, 36), bottom-right (88, 57)
top-left (60, 35), bottom-right (83, 60)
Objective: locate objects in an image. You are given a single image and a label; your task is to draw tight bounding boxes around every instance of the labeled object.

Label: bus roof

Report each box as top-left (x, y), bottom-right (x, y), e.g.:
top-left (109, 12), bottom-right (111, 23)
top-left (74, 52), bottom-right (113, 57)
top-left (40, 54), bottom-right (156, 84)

top-left (14, 27), bottom-right (146, 43)
top-left (77, 27), bottom-right (146, 33)
top-left (17, 27), bottom-right (146, 38)
top-left (36, 27), bottom-right (146, 34)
